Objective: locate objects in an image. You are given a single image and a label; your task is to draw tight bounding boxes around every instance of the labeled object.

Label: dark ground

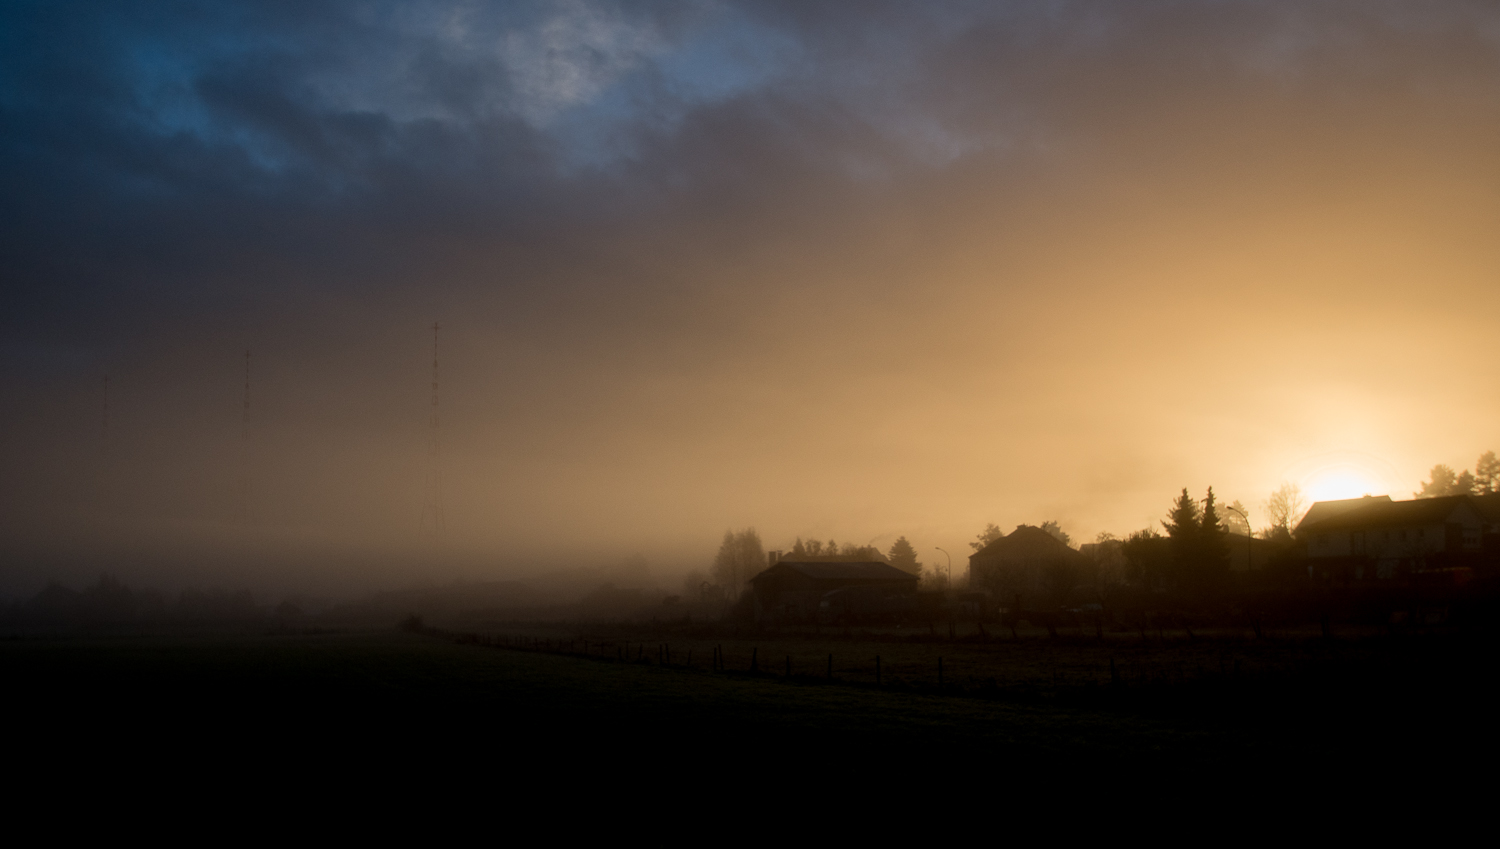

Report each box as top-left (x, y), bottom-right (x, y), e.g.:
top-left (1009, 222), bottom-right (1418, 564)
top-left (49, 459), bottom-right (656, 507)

top-left (5, 626), bottom-right (1497, 786)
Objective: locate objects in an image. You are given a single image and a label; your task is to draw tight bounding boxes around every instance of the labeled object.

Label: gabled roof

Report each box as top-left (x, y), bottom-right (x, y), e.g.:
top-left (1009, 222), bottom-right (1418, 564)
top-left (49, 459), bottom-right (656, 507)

top-left (750, 561), bottom-right (917, 583)
top-left (970, 525), bottom-right (1079, 561)
top-left (1296, 496), bottom-right (1392, 533)
top-left (1296, 494), bottom-right (1480, 533)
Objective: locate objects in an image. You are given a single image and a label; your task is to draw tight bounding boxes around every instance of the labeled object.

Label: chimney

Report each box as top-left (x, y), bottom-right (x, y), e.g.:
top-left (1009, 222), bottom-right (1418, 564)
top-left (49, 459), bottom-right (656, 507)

top-left (768, 551), bottom-right (782, 566)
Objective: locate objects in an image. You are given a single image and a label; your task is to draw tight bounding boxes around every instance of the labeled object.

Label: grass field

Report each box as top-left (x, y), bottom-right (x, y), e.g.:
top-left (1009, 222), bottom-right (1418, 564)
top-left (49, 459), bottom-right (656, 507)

top-left (8, 622), bottom-right (1495, 779)
top-left (1, 629), bottom-right (1230, 764)
top-left (436, 616), bottom-right (1468, 700)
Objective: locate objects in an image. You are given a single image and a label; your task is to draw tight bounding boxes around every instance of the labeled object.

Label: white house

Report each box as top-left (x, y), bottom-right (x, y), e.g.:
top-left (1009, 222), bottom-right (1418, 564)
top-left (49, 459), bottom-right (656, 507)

top-left (1295, 494), bottom-right (1498, 579)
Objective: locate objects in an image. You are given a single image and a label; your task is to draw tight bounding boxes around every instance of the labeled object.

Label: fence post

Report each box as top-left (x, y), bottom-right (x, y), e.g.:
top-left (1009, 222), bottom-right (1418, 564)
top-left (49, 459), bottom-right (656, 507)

top-left (876, 655), bottom-right (881, 686)
top-left (938, 656), bottom-right (943, 688)
top-left (827, 653), bottom-right (833, 680)
top-left (750, 647), bottom-right (758, 673)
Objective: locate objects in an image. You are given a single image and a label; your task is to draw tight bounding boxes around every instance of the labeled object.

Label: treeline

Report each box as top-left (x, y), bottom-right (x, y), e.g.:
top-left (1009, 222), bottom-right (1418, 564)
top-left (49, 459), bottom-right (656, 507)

top-left (1, 574), bottom-right (297, 632)
top-left (1416, 451), bottom-right (1499, 497)
top-left (691, 529), bottom-right (929, 603)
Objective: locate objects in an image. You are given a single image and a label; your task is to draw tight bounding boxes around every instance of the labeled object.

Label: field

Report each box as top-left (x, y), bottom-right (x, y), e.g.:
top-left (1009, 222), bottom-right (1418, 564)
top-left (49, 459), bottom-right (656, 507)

top-left (8, 620), bottom-right (1495, 778)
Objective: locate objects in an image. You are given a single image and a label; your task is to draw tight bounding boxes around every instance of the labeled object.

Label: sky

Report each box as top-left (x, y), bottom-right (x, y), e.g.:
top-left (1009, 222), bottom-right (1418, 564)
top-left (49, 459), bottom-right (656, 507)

top-left (3, 0), bottom-right (1499, 597)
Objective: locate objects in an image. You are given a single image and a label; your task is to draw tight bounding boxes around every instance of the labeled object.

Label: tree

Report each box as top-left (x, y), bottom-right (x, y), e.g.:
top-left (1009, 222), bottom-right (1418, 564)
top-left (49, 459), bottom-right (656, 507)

top-left (1456, 469), bottom-right (1477, 495)
top-left (1164, 488), bottom-right (1201, 540)
top-left (785, 536), bottom-right (884, 562)
top-left (1199, 487), bottom-right (1230, 577)
top-left (1220, 500), bottom-right (1251, 536)
top-left (712, 528), bottom-right (764, 599)
top-left (970, 523), bottom-right (1003, 552)
top-left (1477, 451), bottom-right (1500, 495)
top-left (1039, 520), bottom-right (1072, 548)
top-left (1262, 482), bottom-right (1306, 536)
top-left (886, 537), bottom-right (922, 577)
top-left (1161, 487), bottom-right (1227, 588)
top-left (1121, 527), bottom-right (1169, 586)
top-left (1416, 464), bottom-right (1462, 498)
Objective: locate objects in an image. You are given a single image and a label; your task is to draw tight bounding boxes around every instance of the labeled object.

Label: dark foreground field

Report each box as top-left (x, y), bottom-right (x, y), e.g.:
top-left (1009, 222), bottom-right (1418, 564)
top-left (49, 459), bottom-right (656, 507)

top-left (7, 626), bottom-right (1499, 781)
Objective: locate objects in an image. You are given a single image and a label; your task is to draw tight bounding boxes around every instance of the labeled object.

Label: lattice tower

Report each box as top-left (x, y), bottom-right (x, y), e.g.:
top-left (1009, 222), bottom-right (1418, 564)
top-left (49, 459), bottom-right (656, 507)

top-left (420, 322), bottom-right (445, 534)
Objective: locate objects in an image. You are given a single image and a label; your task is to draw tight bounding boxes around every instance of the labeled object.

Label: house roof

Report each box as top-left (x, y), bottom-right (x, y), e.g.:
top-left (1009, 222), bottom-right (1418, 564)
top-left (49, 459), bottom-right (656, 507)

top-left (1473, 493), bottom-right (1500, 523)
top-left (750, 561), bottom-right (917, 583)
top-left (970, 525), bottom-right (1079, 561)
top-left (1296, 495), bottom-right (1392, 532)
top-left (1296, 494), bottom-right (1479, 533)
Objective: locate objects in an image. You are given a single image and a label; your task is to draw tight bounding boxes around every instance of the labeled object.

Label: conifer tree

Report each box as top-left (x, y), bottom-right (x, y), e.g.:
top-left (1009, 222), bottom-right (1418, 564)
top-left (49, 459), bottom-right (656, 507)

top-left (1200, 486), bottom-right (1230, 578)
top-left (1164, 488), bottom-right (1201, 540)
top-left (1477, 451), bottom-right (1500, 494)
top-left (886, 537), bottom-right (922, 577)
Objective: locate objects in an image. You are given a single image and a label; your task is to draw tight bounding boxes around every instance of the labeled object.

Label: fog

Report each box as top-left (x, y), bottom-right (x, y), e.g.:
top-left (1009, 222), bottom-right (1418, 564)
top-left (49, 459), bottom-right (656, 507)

top-left (4, 1), bottom-right (1499, 599)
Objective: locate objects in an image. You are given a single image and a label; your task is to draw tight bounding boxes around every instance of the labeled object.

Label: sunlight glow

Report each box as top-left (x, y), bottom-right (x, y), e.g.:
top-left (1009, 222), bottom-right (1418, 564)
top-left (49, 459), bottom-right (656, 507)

top-left (1300, 465), bottom-right (1389, 503)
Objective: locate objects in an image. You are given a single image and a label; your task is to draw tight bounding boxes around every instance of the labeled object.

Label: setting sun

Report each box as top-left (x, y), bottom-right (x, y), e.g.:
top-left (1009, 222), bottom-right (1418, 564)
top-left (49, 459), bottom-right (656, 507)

top-left (1300, 465), bottom-right (1391, 503)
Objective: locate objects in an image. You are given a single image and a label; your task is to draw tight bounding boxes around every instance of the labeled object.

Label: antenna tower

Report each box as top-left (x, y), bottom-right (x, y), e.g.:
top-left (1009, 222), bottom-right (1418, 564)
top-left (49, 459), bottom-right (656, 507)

top-left (420, 322), bottom-right (445, 534)
top-left (96, 374), bottom-right (111, 515)
top-left (238, 350), bottom-right (250, 523)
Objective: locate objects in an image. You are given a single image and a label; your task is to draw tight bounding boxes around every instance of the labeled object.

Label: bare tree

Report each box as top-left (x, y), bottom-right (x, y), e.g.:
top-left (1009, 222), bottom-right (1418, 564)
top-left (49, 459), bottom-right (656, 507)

top-left (1262, 482), bottom-right (1306, 536)
top-left (712, 528), bottom-right (764, 600)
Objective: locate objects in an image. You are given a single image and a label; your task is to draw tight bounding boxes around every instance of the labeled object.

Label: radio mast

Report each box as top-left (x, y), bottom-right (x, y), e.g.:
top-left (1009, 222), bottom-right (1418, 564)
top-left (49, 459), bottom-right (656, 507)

top-left (238, 350), bottom-right (250, 524)
top-left (420, 322), bottom-right (445, 535)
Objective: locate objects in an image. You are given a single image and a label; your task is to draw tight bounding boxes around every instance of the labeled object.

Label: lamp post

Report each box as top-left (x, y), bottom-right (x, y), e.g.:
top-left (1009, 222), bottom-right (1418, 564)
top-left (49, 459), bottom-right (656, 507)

top-left (934, 547), bottom-right (952, 587)
top-left (1224, 504), bottom-right (1252, 572)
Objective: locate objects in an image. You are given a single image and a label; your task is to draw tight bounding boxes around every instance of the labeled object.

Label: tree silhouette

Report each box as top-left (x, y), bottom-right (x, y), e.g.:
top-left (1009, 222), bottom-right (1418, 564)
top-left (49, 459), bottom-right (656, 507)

top-left (1164, 488), bottom-right (1201, 540)
top-left (1039, 520), bottom-right (1071, 548)
top-left (712, 528), bottom-right (764, 599)
top-left (970, 523), bottom-right (1003, 552)
top-left (886, 537), bottom-right (922, 577)
top-left (1416, 465), bottom-right (1462, 498)
top-left (1262, 482), bottom-right (1306, 536)
top-left (1200, 487), bottom-right (1230, 579)
top-left (1477, 451), bottom-right (1499, 494)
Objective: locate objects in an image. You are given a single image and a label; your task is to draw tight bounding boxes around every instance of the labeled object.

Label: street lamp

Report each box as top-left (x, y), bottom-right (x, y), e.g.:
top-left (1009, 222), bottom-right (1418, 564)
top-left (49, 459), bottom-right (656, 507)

top-left (1224, 504), bottom-right (1252, 572)
top-left (934, 547), bottom-right (952, 586)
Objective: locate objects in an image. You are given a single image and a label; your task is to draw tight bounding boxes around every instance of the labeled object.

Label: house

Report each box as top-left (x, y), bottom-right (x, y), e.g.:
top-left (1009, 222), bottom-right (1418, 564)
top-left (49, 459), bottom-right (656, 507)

top-left (968, 525), bottom-right (1086, 606)
top-left (747, 560), bottom-right (918, 624)
top-left (1295, 493), bottom-right (1500, 580)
